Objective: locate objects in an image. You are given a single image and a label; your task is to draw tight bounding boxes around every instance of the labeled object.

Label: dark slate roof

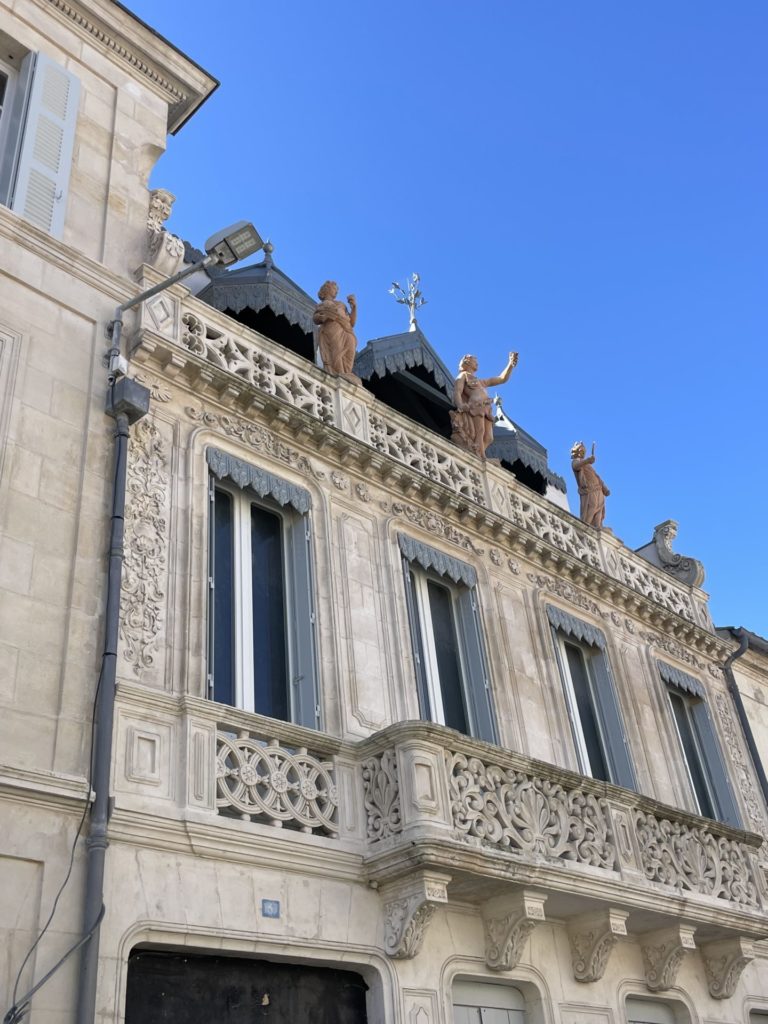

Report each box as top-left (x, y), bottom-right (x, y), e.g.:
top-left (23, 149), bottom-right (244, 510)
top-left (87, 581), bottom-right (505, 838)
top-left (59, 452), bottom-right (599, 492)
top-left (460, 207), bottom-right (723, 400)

top-left (195, 244), bottom-right (316, 334)
top-left (354, 326), bottom-right (455, 400)
top-left (488, 404), bottom-right (567, 493)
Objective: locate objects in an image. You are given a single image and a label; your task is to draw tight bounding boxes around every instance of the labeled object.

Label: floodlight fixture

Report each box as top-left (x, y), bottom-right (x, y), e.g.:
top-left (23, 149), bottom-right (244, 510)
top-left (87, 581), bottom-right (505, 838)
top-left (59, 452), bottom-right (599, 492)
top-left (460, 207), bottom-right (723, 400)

top-left (204, 221), bottom-right (264, 266)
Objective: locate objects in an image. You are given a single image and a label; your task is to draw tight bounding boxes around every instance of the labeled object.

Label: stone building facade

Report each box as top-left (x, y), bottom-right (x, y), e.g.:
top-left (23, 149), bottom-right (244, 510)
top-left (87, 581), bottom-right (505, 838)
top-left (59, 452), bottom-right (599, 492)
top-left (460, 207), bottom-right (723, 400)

top-left (1, 3), bottom-right (767, 1023)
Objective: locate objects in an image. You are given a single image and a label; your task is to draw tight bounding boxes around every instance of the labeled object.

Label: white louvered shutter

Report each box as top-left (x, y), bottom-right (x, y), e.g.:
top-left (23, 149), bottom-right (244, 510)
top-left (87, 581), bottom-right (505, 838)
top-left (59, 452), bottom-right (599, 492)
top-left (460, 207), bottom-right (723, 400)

top-left (10, 53), bottom-right (80, 238)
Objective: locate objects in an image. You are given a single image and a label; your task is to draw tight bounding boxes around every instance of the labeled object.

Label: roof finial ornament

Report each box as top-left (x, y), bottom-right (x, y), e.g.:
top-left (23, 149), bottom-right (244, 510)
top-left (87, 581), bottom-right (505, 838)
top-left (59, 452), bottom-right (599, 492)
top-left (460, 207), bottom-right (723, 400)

top-left (262, 239), bottom-right (274, 267)
top-left (389, 273), bottom-right (427, 332)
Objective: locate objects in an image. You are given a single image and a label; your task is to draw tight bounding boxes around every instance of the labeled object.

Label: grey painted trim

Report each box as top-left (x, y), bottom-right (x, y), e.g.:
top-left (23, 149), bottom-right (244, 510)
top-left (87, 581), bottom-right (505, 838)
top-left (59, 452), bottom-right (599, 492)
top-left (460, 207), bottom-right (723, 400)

top-left (657, 659), bottom-right (705, 699)
top-left (547, 605), bottom-right (606, 649)
top-left (398, 532), bottom-right (477, 587)
top-left (207, 448), bottom-right (311, 514)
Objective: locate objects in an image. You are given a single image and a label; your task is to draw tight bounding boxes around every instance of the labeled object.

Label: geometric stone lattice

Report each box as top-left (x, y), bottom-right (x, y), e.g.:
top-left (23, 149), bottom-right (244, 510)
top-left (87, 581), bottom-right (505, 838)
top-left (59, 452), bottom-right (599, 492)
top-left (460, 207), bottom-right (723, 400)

top-left (216, 730), bottom-right (338, 836)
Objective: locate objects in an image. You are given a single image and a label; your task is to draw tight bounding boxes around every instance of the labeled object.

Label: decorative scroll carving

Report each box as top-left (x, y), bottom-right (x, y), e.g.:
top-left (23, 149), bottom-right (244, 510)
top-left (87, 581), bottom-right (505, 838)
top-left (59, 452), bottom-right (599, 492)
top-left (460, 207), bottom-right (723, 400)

top-left (568, 909), bottom-right (628, 983)
top-left (619, 556), bottom-right (696, 622)
top-left (181, 311), bottom-right (335, 424)
top-left (701, 937), bottom-right (755, 999)
top-left (186, 407), bottom-right (326, 481)
top-left (636, 519), bottom-right (705, 587)
top-left (206, 447), bottom-right (311, 514)
top-left (133, 372), bottom-right (172, 402)
top-left (641, 925), bottom-right (696, 991)
top-left (508, 492), bottom-right (601, 568)
top-left (640, 632), bottom-right (706, 671)
top-left (362, 749), bottom-right (402, 841)
top-left (382, 501), bottom-right (483, 554)
top-left (447, 751), bottom-right (616, 870)
top-left (382, 872), bottom-right (450, 958)
top-left (369, 412), bottom-right (486, 505)
top-left (714, 693), bottom-right (767, 837)
top-left (483, 890), bottom-right (547, 971)
top-left (634, 811), bottom-right (759, 907)
top-left (120, 418), bottom-right (168, 674)
top-left (528, 573), bottom-right (606, 619)
top-left (398, 533), bottom-right (476, 587)
top-left (216, 730), bottom-right (338, 836)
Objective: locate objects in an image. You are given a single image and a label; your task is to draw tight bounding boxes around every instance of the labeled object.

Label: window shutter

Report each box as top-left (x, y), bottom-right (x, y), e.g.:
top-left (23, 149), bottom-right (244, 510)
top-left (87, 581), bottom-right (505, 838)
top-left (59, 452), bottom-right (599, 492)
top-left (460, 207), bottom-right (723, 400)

top-left (456, 589), bottom-right (498, 745)
top-left (286, 513), bottom-right (320, 730)
top-left (590, 655), bottom-right (637, 791)
top-left (402, 558), bottom-right (431, 720)
top-left (9, 52), bottom-right (80, 238)
top-left (690, 701), bottom-right (741, 827)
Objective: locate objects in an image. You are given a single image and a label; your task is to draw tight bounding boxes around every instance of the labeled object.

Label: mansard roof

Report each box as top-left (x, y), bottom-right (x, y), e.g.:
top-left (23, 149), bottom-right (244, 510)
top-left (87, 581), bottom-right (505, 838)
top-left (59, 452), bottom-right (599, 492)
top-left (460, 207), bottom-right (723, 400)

top-left (354, 326), bottom-right (455, 400)
top-left (488, 402), bottom-right (567, 494)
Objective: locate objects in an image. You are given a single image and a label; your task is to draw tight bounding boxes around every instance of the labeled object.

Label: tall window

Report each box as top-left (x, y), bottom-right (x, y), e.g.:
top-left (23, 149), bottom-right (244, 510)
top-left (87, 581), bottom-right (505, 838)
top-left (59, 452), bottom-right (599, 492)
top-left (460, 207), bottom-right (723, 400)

top-left (548, 606), bottom-right (636, 790)
top-left (400, 534), bottom-right (497, 743)
top-left (207, 449), bottom-right (319, 729)
top-left (658, 661), bottom-right (740, 826)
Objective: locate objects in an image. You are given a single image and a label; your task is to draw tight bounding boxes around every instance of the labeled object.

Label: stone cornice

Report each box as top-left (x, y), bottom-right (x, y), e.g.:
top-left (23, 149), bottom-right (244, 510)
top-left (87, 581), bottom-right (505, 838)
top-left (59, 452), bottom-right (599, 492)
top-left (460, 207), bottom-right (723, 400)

top-left (0, 763), bottom-right (90, 811)
top-left (0, 205), bottom-right (133, 305)
top-left (37, 0), bottom-right (218, 133)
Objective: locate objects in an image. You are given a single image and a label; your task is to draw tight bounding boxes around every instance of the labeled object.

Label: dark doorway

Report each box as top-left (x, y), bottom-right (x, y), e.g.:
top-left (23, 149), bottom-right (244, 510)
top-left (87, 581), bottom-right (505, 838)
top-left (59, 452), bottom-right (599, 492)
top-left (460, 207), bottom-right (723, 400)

top-left (126, 949), bottom-right (369, 1023)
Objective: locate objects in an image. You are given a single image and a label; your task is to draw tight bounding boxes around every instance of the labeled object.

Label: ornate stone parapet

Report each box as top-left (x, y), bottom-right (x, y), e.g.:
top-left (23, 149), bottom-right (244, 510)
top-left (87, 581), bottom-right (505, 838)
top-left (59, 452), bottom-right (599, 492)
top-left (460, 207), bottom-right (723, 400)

top-left (640, 924), bottom-right (697, 991)
top-left (381, 870), bottom-right (451, 959)
top-left (482, 889), bottom-right (547, 971)
top-left (567, 909), bottom-right (629, 983)
top-left (700, 936), bottom-right (756, 999)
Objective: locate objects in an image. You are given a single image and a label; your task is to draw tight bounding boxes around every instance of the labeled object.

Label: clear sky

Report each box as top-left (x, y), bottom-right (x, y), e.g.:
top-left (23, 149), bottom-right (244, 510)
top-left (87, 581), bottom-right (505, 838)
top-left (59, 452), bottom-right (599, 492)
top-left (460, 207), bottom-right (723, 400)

top-left (127, 0), bottom-right (768, 631)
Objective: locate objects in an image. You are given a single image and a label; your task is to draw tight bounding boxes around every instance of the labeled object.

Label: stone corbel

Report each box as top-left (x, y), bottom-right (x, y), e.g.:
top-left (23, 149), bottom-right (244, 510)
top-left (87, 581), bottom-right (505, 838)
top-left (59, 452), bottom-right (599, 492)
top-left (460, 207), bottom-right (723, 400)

top-left (482, 890), bottom-right (547, 971)
top-left (567, 909), bottom-right (629, 983)
top-left (701, 937), bottom-right (755, 999)
top-left (381, 871), bottom-right (451, 959)
top-left (641, 925), bottom-right (697, 991)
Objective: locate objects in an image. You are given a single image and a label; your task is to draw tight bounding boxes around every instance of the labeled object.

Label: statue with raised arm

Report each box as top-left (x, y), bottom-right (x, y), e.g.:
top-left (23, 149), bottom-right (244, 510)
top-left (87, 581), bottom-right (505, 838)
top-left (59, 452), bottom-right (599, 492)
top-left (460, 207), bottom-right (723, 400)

top-left (450, 352), bottom-right (518, 459)
top-left (571, 441), bottom-right (610, 528)
top-left (313, 280), bottom-right (360, 383)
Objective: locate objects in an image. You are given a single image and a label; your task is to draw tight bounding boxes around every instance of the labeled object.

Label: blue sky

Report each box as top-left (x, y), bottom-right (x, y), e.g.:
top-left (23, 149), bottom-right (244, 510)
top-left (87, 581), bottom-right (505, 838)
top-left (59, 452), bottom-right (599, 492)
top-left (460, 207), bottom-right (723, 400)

top-left (129, 1), bottom-right (767, 630)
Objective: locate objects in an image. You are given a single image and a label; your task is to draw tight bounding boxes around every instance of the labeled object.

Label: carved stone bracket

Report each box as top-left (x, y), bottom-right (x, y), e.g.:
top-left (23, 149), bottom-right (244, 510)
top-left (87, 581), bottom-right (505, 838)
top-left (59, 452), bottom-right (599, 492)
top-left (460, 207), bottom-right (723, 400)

top-left (701, 937), bottom-right (755, 999)
top-left (641, 925), bottom-right (696, 991)
top-left (568, 909), bottom-right (628, 983)
top-left (482, 889), bottom-right (547, 971)
top-left (381, 871), bottom-right (451, 959)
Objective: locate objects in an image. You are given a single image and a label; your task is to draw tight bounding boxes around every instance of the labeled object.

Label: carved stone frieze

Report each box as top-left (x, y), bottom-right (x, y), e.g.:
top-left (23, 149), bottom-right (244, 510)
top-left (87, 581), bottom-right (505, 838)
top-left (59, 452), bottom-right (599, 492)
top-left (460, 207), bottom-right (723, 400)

top-left (714, 693), bottom-right (767, 837)
top-left (362, 749), bottom-right (402, 841)
top-left (216, 730), bottom-right (338, 836)
top-left (700, 937), bottom-right (755, 999)
top-left (186, 406), bottom-right (327, 481)
top-left (370, 413), bottom-right (486, 505)
top-left (381, 501), bottom-right (483, 555)
top-left (634, 811), bottom-right (759, 907)
top-left (567, 909), bottom-right (628, 983)
top-left (483, 890), bottom-right (547, 971)
top-left (181, 311), bottom-right (335, 424)
top-left (639, 631), bottom-right (706, 671)
top-left (528, 572), bottom-right (606, 619)
top-left (640, 925), bottom-right (696, 991)
top-left (446, 751), bottom-right (616, 870)
top-left (381, 872), bottom-right (450, 958)
top-left (120, 417), bottom-right (168, 675)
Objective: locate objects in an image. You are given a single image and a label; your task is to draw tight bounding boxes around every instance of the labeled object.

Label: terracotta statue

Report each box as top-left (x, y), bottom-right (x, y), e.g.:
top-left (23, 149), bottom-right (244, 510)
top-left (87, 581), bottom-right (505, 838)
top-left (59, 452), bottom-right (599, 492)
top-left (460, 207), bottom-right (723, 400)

top-left (450, 352), bottom-right (518, 459)
top-left (571, 442), bottom-right (610, 528)
top-left (313, 281), bottom-right (360, 383)
top-left (146, 188), bottom-right (185, 276)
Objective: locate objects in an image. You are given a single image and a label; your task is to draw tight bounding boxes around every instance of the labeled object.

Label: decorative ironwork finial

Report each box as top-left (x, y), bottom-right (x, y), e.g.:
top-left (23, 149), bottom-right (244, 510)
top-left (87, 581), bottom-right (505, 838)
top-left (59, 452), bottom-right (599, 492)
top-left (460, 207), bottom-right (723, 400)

top-left (263, 239), bottom-right (274, 266)
top-left (389, 272), bottom-right (427, 332)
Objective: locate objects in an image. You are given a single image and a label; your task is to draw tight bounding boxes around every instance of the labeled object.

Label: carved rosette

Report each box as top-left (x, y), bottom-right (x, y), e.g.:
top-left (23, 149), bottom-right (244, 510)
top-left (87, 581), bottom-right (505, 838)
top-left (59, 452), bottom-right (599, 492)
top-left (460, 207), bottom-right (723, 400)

top-left (447, 751), bottom-right (615, 870)
top-left (362, 749), bottom-right (402, 841)
top-left (120, 417), bottom-right (168, 676)
top-left (640, 925), bottom-right (696, 991)
top-left (381, 872), bottom-right (450, 959)
top-left (701, 937), bottom-right (755, 999)
top-left (483, 890), bottom-right (547, 971)
top-left (567, 910), bottom-right (628, 983)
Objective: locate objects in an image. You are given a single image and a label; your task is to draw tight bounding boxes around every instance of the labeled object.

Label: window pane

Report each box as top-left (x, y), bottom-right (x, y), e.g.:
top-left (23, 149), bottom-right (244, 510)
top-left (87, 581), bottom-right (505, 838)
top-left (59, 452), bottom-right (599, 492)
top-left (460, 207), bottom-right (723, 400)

top-left (408, 570), bottom-right (432, 720)
top-left (213, 490), bottom-right (235, 706)
top-left (670, 691), bottom-right (716, 819)
top-left (427, 580), bottom-right (468, 734)
top-left (251, 504), bottom-right (289, 721)
top-left (565, 643), bottom-right (609, 781)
